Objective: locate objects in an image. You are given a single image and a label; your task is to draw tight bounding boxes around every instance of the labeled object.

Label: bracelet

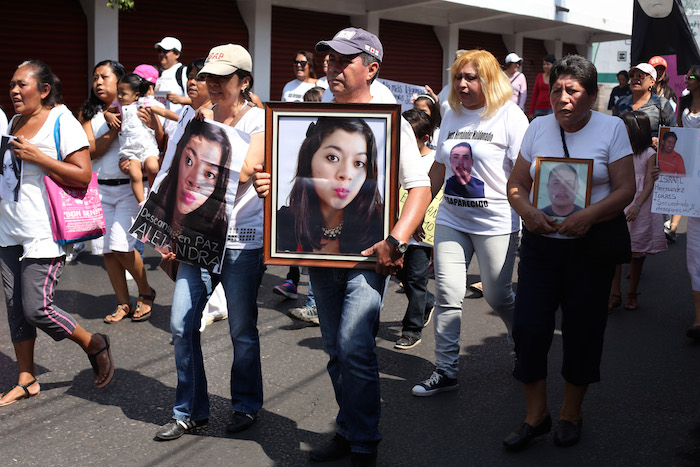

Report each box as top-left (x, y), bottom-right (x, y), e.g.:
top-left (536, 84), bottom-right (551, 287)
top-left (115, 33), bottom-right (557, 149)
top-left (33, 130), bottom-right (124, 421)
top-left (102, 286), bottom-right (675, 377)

top-left (633, 203), bottom-right (641, 210)
top-left (671, 223), bottom-right (678, 228)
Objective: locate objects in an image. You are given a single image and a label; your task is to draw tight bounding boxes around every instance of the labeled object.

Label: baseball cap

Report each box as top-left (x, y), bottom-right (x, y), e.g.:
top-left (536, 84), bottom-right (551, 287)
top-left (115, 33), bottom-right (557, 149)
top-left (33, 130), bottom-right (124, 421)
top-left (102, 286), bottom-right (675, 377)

top-left (630, 63), bottom-right (657, 80)
top-left (649, 56), bottom-right (668, 69)
top-left (505, 53), bottom-right (522, 64)
top-left (155, 37), bottom-right (182, 52)
top-left (316, 28), bottom-right (383, 62)
top-left (133, 64), bottom-right (159, 84)
top-left (197, 44), bottom-right (252, 78)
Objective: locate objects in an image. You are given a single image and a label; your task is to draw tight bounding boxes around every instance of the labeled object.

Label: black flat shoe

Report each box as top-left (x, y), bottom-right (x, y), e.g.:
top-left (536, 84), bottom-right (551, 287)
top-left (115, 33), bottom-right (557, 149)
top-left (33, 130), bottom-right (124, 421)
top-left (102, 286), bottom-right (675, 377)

top-left (503, 414), bottom-right (552, 451)
top-left (554, 418), bottom-right (582, 447)
top-left (310, 433), bottom-right (351, 462)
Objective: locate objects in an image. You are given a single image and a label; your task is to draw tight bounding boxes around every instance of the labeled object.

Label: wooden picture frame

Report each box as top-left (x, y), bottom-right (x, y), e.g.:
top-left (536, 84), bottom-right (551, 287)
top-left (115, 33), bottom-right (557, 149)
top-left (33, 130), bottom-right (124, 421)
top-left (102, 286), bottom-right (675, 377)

top-left (532, 157), bottom-right (593, 224)
top-left (263, 102), bottom-right (401, 269)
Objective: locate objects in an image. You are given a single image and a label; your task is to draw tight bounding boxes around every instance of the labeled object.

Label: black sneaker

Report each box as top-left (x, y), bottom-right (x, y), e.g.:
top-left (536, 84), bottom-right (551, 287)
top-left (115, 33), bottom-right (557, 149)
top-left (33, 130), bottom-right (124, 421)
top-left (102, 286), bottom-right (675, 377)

top-left (226, 412), bottom-right (256, 433)
top-left (411, 369), bottom-right (458, 396)
top-left (351, 451), bottom-right (377, 467)
top-left (309, 433), bottom-right (351, 462)
top-left (394, 335), bottom-right (421, 350)
top-left (155, 418), bottom-right (208, 441)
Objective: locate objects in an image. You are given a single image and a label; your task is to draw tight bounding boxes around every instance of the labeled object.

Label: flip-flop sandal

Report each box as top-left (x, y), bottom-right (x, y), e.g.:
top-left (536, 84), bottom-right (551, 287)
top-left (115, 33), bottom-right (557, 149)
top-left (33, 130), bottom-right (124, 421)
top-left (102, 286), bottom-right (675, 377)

top-left (88, 333), bottom-right (114, 389)
top-left (104, 303), bottom-right (132, 324)
top-left (132, 288), bottom-right (156, 322)
top-left (0, 378), bottom-right (39, 407)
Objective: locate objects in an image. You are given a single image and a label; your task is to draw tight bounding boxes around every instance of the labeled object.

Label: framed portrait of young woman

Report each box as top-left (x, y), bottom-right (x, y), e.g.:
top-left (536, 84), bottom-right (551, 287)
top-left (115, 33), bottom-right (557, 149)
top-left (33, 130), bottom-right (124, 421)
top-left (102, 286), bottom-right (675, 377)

top-left (264, 102), bottom-right (401, 269)
top-left (532, 157), bottom-right (593, 225)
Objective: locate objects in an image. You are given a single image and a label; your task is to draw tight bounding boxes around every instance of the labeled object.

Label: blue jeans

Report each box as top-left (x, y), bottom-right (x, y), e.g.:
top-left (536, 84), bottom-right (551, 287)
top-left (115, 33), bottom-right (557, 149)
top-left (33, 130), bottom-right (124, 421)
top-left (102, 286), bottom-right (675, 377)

top-left (309, 267), bottom-right (388, 454)
top-left (170, 248), bottom-right (265, 422)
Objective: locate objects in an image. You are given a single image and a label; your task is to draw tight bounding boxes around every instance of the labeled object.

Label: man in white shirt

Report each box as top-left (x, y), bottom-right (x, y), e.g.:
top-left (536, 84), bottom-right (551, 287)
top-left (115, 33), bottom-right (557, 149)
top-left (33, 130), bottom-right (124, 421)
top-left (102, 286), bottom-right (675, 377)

top-left (155, 36), bottom-right (190, 114)
top-left (254, 27), bottom-right (431, 466)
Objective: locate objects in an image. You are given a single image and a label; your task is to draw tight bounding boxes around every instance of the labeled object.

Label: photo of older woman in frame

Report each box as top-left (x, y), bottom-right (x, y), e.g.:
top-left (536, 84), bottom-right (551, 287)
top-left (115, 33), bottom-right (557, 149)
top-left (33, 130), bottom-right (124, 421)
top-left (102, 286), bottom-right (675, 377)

top-left (533, 158), bottom-right (593, 225)
top-left (0, 135), bottom-right (21, 202)
top-left (264, 102), bottom-right (399, 268)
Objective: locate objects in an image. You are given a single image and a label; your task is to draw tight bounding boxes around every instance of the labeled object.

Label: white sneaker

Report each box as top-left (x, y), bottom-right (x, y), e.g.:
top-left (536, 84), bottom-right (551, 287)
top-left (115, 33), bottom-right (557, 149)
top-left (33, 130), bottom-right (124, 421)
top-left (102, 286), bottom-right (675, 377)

top-left (66, 242), bottom-right (86, 262)
top-left (125, 270), bottom-right (134, 281)
top-left (289, 304), bottom-right (319, 325)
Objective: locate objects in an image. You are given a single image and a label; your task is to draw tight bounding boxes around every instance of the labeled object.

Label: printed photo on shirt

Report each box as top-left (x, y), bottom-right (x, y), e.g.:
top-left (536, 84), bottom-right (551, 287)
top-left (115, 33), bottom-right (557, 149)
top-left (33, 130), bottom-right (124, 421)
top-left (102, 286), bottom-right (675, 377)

top-left (533, 157), bottom-right (592, 225)
top-left (129, 111), bottom-right (247, 273)
top-left (444, 142), bottom-right (485, 199)
top-left (0, 135), bottom-right (21, 203)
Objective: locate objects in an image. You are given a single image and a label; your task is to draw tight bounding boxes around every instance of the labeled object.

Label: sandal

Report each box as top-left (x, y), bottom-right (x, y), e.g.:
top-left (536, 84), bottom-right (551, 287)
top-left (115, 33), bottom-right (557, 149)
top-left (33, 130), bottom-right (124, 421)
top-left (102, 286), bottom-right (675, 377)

top-left (624, 292), bottom-right (638, 310)
top-left (0, 378), bottom-right (39, 407)
top-left (132, 287), bottom-right (156, 322)
top-left (104, 303), bottom-right (132, 324)
top-left (608, 293), bottom-right (622, 313)
top-left (88, 333), bottom-right (114, 389)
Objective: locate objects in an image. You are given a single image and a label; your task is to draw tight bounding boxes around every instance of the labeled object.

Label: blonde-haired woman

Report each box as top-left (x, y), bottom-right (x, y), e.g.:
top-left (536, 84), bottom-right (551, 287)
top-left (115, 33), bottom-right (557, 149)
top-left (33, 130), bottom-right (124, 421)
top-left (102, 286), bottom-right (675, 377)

top-left (412, 49), bottom-right (529, 396)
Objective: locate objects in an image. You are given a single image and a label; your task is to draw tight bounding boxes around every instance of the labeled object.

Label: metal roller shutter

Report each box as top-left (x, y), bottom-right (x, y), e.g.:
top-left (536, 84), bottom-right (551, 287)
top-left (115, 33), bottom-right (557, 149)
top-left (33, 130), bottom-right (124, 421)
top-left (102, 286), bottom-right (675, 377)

top-left (0, 1), bottom-right (87, 118)
top-left (522, 38), bottom-right (549, 113)
top-left (458, 30), bottom-right (508, 63)
top-left (378, 19), bottom-right (443, 91)
top-left (563, 43), bottom-right (579, 57)
top-left (118, 0), bottom-right (248, 75)
top-left (270, 6), bottom-right (351, 101)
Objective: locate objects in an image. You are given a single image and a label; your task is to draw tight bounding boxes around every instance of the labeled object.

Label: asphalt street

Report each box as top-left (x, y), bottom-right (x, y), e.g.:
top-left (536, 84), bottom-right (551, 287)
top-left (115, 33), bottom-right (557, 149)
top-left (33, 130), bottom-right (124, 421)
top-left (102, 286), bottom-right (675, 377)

top-left (0, 221), bottom-right (699, 466)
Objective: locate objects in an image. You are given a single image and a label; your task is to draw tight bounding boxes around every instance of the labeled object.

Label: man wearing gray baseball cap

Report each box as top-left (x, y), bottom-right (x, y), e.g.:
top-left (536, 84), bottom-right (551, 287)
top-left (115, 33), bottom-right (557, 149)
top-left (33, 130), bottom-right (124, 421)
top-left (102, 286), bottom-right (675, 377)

top-left (254, 27), bottom-right (431, 466)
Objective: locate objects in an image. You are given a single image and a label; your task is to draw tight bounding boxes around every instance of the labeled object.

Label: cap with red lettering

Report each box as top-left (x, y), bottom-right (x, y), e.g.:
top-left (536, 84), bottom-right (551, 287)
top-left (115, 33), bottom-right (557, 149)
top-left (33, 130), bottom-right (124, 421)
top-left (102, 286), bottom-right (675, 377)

top-left (197, 44), bottom-right (253, 78)
top-left (316, 28), bottom-right (383, 62)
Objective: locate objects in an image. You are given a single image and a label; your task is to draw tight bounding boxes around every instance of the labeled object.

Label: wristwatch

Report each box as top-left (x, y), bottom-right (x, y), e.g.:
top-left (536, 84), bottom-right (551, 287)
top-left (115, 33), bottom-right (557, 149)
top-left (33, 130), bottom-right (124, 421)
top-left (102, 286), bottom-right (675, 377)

top-left (386, 235), bottom-right (408, 255)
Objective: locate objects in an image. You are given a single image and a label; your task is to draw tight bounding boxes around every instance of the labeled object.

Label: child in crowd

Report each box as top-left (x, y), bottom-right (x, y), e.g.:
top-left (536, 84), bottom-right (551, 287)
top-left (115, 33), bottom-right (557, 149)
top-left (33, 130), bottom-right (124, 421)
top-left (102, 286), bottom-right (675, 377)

top-left (116, 73), bottom-right (162, 203)
top-left (609, 111), bottom-right (666, 312)
top-left (394, 109), bottom-right (437, 349)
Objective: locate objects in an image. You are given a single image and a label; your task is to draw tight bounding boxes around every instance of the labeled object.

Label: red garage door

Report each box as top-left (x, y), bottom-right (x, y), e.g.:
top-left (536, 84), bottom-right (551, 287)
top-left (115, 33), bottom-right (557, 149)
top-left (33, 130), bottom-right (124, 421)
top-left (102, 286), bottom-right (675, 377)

top-left (0, 1), bottom-right (87, 118)
top-left (119, 0), bottom-right (248, 76)
top-left (378, 19), bottom-right (443, 91)
top-left (270, 6), bottom-right (351, 101)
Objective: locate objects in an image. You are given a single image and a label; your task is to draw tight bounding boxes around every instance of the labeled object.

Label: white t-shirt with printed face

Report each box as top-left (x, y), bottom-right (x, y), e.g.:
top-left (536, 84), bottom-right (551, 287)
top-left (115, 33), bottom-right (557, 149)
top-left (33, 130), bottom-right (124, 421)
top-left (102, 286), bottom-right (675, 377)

top-left (434, 100), bottom-right (529, 235)
top-left (519, 111), bottom-right (633, 238)
top-left (0, 107), bottom-right (89, 258)
top-left (282, 80), bottom-right (318, 102)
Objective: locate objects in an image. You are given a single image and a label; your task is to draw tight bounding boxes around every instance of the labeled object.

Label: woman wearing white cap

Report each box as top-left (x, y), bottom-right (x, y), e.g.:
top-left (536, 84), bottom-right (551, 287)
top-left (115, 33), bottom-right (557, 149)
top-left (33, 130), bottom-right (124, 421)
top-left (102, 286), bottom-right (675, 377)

top-left (504, 52), bottom-right (527, 111)
top-left (155, 43), bottom-right (266, 441)
top-left (613, 62), bottom-right (676, 145)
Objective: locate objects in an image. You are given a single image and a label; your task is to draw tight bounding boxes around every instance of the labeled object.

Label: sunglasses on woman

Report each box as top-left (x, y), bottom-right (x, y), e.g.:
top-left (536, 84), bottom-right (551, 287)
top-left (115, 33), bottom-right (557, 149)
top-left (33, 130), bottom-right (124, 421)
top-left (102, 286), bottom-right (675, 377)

top-left (685, 74), bottom-right (697, 81)
top-left (293, 60), bottom-right (308, 67)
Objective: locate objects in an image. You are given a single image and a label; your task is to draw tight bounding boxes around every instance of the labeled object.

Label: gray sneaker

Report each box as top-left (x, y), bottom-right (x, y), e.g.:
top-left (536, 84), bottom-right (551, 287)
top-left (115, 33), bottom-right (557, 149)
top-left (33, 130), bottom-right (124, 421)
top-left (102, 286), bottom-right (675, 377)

top-left (289, 304), bottom-right (319, 325)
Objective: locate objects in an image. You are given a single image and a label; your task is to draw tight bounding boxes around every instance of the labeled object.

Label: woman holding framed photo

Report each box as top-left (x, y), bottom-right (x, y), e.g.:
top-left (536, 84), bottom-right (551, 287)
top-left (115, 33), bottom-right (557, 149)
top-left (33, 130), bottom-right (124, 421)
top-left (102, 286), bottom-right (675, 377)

top-left (505, 55), bottom-right (635, 450)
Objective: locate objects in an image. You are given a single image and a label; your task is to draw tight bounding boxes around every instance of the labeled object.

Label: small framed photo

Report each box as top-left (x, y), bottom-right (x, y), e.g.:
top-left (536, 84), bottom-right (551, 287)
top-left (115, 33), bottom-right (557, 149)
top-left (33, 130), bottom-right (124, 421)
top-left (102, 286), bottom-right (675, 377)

top-left (532, 157), bottom-right (593, 224)
top-left (264, 102), bottom-right (401, 269)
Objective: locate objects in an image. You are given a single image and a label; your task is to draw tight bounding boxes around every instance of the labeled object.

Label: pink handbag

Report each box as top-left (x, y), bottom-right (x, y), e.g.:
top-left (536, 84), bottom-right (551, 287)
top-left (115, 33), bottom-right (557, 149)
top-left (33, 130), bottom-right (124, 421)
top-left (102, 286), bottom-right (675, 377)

top-left (43, 114), bottom-right (106, 245)
top-left (44, 172), bottom-right (106, 245)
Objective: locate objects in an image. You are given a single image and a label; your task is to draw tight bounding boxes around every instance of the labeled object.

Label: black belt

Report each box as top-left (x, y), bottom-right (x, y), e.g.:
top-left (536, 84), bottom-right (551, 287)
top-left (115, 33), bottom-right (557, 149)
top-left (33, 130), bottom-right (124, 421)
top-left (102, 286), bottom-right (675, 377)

top-left (98, 177), bottom-right (147, 186)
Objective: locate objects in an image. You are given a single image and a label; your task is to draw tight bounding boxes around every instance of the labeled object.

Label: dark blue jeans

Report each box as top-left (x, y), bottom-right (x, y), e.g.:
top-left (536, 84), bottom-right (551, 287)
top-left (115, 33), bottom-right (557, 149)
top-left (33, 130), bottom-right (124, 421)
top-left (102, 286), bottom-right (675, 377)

top-left (309, 267), bottom-right (388, 454)
top-left (396, 245), bottom-right (434, 338)
top-left (170, 248), bottom-right (265, 422)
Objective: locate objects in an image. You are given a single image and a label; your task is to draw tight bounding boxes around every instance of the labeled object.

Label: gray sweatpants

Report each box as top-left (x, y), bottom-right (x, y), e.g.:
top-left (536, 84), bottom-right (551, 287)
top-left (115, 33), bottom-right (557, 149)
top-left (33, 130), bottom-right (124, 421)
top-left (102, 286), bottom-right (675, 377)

top-left (0, 245), bottom-right (76, 343)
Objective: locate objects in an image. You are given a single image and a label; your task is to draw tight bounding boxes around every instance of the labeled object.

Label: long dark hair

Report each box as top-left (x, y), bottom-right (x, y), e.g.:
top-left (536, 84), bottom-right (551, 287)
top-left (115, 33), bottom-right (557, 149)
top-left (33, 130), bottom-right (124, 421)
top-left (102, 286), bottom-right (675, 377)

top-left (295, 50), bottom-right (317, 79)
top-left (154, 118), bottom-right (232, 234)
top-left (289, 117), bottom-right (383, 251)
top-left (619, 111), bottom-right (653, 155)
top-left (679, 64), bottom-right (700, 119)
top-left (80, 60), bottom-right (126, 121)
top-left (17, 60), bottom-right (61, 108)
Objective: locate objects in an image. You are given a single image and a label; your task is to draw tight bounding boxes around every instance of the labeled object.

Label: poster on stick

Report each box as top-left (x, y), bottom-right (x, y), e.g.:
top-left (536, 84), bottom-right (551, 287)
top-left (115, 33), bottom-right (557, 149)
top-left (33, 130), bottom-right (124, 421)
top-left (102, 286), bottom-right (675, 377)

top-left (651, 126), bottom-right (700, 217)
top-left (129, 107), bottom-right (247, 273)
